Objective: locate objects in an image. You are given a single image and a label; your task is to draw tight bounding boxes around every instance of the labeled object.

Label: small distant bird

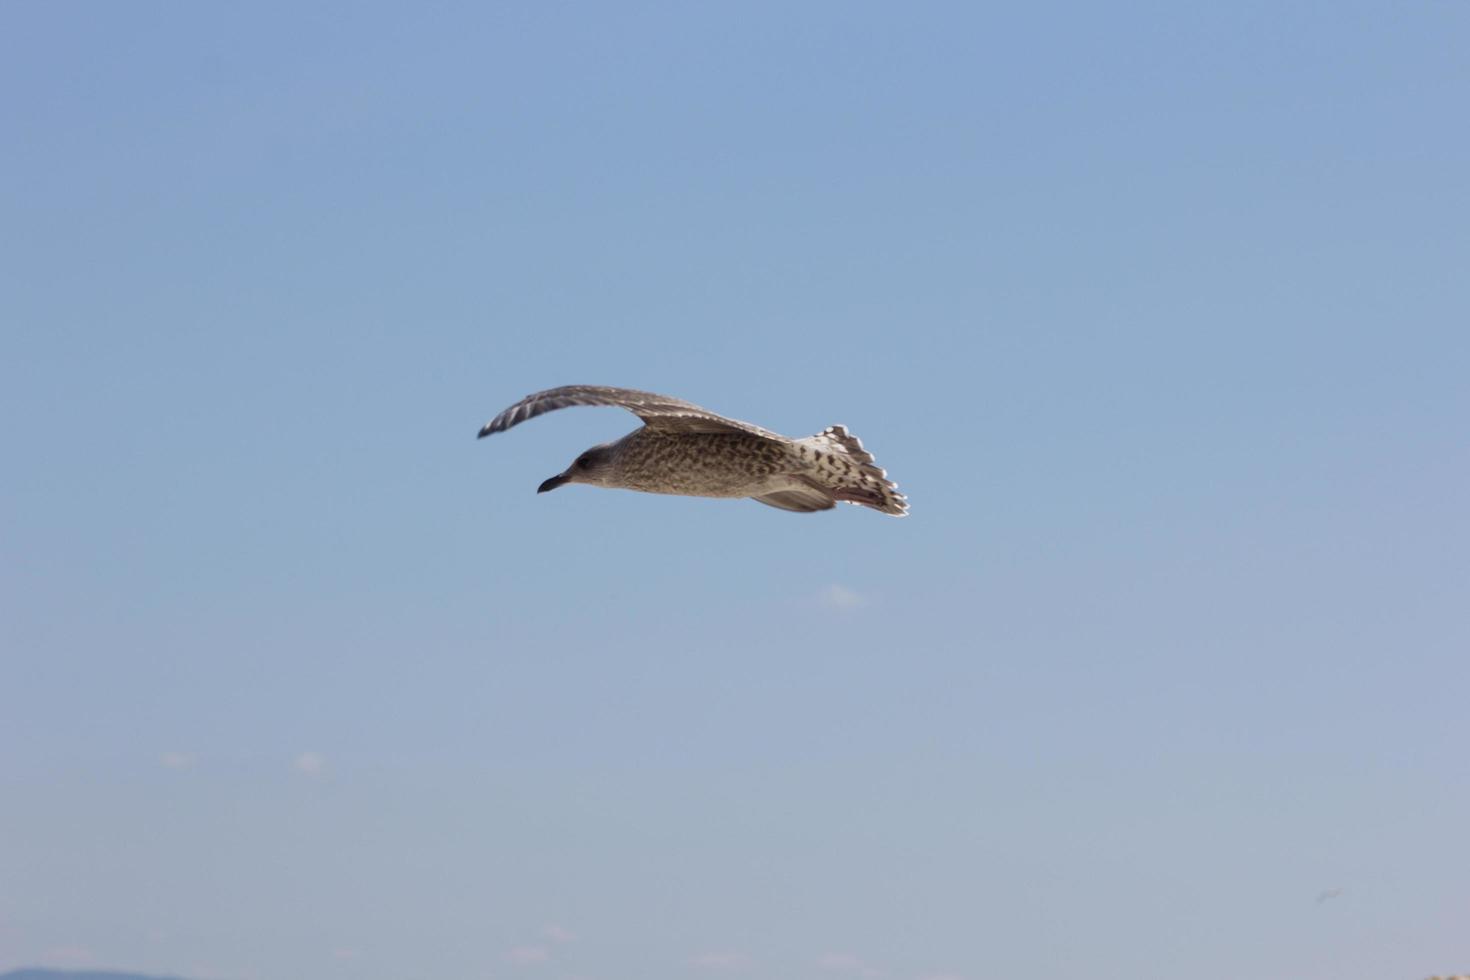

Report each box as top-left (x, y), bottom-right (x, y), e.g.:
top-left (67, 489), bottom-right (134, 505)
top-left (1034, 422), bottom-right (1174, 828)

top-left (478, 385), bottom-right (907, 516)
top-left (1316, 888), bottom-right (1345, 905)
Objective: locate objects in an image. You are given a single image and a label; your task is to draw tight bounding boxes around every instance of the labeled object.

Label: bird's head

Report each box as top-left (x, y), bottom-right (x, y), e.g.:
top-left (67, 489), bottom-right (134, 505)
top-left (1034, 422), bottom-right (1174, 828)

top-left (538, 443), bottom-right (617, 493)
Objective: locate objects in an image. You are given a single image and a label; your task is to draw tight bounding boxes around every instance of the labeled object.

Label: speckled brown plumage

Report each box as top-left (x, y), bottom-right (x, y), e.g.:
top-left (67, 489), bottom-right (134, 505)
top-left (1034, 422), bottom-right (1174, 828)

top-left (613, 430), bottom-right (792, 497)
top-left (478, 385), bottom-right (907, 516)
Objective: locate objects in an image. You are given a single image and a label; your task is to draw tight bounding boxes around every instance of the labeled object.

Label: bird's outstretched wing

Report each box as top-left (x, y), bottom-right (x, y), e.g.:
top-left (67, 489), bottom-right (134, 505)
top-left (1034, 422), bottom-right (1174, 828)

top-left (478, 385), bottom-right (788, 441)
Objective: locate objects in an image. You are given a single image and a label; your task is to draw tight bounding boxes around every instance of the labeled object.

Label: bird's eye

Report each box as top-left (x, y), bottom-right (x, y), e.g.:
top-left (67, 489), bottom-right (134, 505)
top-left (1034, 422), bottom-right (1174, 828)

top-left (576, 456), bottom-right (590, 469)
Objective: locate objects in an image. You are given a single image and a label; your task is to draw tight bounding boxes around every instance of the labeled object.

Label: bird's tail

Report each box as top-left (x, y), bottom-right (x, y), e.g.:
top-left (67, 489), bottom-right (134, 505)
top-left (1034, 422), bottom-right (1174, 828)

top-left (798, 425), bottom-right (908, 517)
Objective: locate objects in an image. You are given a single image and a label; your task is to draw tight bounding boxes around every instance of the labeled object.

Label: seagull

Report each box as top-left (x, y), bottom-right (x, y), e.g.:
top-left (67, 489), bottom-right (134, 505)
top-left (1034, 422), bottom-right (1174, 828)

top-left (478, 385), bottom-right (907, 516)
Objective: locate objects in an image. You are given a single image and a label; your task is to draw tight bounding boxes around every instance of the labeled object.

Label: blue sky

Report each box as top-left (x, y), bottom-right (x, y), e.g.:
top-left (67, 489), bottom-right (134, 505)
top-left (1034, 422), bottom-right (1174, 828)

top-left (2, 3), bottom-right (1467, 979)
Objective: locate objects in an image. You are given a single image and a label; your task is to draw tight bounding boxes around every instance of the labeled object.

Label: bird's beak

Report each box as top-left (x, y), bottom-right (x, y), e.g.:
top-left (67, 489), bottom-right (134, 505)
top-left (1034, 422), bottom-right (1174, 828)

top-left (537, 473), bottom-right (569, 494)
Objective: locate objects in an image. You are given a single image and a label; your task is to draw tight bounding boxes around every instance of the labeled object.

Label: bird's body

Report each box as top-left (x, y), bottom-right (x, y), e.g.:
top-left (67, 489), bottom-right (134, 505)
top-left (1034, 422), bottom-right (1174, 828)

top-left (611, 429), bottom-right (793, 498)
top-left (478, 385), bottom-right (907, 517)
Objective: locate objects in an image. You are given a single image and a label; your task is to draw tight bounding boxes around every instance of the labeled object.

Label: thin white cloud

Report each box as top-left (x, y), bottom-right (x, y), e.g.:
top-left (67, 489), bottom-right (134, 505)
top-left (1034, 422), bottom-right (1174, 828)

top-left (542, 923), bottom-right (576, 944)
top-left (688, 951), bottom-right (747, 971)
top-left (506, 945), bottom-right (550, 965)
top-left (817, 952), bottom-right (882, 977)
top-left (160, 751), bottom-right (198, 769)
top-left (819, 584), bottom-right (865, 610)
top-left (44, 947), bottom-right (96, 967)
top-left (293, 751), bottom-right (327, 776)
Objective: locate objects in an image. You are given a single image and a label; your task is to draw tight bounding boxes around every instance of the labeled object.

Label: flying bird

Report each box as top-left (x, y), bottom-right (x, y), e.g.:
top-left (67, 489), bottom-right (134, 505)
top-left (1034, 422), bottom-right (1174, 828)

top-left (478, 385), bottom-right (907, 516)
